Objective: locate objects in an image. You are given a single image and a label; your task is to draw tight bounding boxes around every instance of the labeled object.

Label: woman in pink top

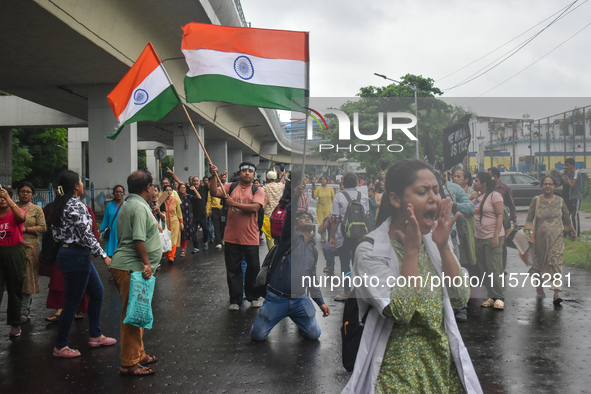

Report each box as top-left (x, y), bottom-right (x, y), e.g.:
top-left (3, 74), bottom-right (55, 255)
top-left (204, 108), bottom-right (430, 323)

top-left (0, 186), bottom-right (27, 337)
top-left (473, 172), bottom-right (506, 310)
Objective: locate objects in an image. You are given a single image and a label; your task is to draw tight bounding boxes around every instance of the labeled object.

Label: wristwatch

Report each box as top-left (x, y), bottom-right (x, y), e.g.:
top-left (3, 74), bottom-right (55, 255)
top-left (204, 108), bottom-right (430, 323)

top-left (101, 252), bottom-right (108, 259)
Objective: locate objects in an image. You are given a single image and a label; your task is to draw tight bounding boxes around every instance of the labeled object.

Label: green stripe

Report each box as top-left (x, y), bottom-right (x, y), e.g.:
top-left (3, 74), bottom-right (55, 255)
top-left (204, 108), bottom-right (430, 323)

top-left (184, 74), bottom-right (308, 111)
top-left (107, 86), bottom-right (180, 140)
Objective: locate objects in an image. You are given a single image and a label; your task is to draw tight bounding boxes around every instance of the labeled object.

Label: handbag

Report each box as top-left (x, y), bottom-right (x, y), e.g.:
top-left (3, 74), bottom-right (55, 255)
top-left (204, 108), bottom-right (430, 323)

top-left (123, 271), bottom-right (156, 329)
top-left (160, 217), bottom-right (173, 252)
top-left (102, 202), bottom-right (123, 240)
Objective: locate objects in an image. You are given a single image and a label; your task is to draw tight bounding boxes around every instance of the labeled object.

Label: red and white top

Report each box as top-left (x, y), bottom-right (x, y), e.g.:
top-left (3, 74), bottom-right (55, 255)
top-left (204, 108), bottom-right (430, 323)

top-left (0, 208), bottom-right (25, 247)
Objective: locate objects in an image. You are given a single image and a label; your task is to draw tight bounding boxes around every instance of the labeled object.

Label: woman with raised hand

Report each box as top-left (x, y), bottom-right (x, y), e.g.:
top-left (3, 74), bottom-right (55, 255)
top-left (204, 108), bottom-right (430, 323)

top-left (343, 159), bottom-right (481, 394)
top-left (524, 175), bottom-right (575, 306)
top-left (0, 186), bottom-right (27, 337)
top-left (16, 182), bottom-right (46, 322)
top-left (472, 171), bottom-right (506, 310)
top-left (50, 170), bottom-right (116, 358)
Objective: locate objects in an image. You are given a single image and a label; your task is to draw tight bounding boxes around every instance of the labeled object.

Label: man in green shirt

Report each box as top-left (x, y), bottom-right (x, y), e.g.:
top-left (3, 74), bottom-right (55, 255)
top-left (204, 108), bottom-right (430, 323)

top-left (111, 170), bottom-right (162, 376)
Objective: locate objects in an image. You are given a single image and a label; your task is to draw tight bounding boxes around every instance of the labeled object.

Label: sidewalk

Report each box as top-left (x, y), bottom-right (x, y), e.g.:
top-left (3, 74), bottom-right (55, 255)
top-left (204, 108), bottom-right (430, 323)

top-left (1, 241), bottom-right (590, 393)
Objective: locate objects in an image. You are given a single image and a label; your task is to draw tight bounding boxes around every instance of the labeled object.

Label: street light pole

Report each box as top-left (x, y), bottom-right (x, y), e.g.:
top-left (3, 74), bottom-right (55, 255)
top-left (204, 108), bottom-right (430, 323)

top-left (374, 73), bottom-right (419, 159)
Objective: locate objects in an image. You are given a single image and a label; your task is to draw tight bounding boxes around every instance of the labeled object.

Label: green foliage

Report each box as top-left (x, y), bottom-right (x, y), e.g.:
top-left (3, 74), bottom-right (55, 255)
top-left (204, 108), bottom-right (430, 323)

top-left (312, 74), bottom-right (468, 180)
top-left (11, 128), bottom-right (68, 188)
top-left (138, 150), bottom-right (147, 170)
top-left (11, 132), bottom-right (32, 183)
top-left (563, 231), bottom-right (591, 269)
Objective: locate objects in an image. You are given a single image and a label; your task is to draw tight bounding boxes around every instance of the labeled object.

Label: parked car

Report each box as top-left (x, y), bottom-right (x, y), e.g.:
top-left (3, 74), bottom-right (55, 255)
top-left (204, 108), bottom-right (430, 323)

top-left (498, 172), bottom-right (562, 206)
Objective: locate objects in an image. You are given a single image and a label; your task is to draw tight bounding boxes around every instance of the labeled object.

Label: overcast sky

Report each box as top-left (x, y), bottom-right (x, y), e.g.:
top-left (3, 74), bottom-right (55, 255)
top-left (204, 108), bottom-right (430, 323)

top-left (242, 0), bottom-right (591, 119)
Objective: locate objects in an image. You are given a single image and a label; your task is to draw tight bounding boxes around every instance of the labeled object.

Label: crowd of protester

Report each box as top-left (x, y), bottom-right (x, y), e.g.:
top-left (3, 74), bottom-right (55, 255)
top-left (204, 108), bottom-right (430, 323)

top-left (0, 156), bottom-right (583, 388)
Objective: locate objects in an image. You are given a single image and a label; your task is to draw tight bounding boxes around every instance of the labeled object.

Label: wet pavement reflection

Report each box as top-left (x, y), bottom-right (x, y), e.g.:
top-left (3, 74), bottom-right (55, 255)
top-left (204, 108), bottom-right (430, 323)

top-left (1, 240), bottom-right (590, 393)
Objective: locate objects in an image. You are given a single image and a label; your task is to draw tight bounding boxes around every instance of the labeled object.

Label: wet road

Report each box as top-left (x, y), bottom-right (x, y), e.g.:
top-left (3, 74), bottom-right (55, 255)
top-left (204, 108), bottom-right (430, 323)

top-left (1, 234), bottom-right (590, 393)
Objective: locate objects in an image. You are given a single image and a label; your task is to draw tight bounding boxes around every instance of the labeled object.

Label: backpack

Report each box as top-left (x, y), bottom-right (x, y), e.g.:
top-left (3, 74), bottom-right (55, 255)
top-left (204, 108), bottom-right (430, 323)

top-left (223, 182), bottom-right (265, 231)
top-left (503, 205), bottom-right (511, 230)
top-left (341, 237), bottom-right (373, 372)
top-left (270, 204), bottom-right (288, 239)
top-left (341, 191), bottom-right (368, 241)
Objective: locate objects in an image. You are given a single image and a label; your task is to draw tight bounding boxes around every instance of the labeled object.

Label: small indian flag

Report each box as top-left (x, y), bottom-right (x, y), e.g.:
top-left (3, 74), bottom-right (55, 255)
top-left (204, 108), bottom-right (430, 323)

top-left (182, 23), bottom-right (309, 111)
top-left (107, 43), bottom-right (180, 140)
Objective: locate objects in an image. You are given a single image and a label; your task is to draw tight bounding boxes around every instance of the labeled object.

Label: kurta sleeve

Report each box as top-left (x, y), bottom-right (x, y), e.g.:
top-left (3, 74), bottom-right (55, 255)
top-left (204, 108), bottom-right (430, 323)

top-left (30, 205), bottom-right (47, 235)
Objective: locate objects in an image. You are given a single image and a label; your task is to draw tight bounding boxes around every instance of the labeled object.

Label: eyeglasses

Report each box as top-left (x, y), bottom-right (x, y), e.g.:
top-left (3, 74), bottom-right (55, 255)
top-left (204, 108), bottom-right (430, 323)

top-left (19, 190), bottom-right (32, 194)
top-left (542, 183), bottom-right (555, 186)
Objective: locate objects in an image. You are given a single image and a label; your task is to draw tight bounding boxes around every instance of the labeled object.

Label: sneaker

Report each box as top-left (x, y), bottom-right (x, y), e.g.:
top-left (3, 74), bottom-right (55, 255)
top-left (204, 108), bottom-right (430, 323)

top-left (455, 309), bottom-right (468, 322)
top-left (203, 243), bottom-right (208, 251)
top-left (9, 326), bottom-right (21, 337)
top-left (228, 304), bottom-right (240, 311)
top-left (215, 244), bottom-right (223, 249)
top-left (192, 248), bottom-right (200, 254)
top-left (251, 299), bottom-right (263, 308)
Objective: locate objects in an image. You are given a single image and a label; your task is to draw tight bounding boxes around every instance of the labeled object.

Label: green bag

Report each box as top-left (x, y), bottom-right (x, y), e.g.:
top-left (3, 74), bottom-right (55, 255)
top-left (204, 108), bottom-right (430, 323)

top-left (123, 271), bottom-right (156, 329)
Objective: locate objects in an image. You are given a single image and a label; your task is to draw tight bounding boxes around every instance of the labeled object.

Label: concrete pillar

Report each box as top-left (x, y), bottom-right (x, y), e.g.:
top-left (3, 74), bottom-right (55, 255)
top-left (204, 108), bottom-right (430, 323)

top-left (228, 148), bottom-right (243, 175)
top-left (173, 123), bottom-right (205, 183)
top-left (68, 127), bottom-right (88, 179)
top-left (145, 149), bottom-right (159, 184)
top-left (88, 85), bottom-right (137, 192)
top-left (207, 140), bottom-right (228, 174)
top-left (0, 127), bottom-right (12, 186)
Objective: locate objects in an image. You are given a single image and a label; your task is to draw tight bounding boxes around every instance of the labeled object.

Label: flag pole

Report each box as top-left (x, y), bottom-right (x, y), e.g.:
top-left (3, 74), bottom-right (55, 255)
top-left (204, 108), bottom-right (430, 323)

top-left (180, 103), bottom-right (228, 197)
top-left (156, 58), bottom-right (227, 196)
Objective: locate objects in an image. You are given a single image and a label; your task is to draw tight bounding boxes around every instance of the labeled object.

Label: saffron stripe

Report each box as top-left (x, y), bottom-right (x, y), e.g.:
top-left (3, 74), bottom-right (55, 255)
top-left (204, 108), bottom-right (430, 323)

top-left (181, 22), bottom-right (309, 62)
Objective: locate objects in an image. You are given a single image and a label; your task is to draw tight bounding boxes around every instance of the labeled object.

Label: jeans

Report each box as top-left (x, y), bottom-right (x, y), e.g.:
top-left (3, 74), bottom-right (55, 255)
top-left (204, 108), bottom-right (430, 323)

top-left (224, 242), bottom-right (260, 304)
top-left (336, 243), bottom-right (354, 291)
top-left (250, 291), bottom-right (321, 341)
top-left (322, 242), bottom-right (335, 269)
top-left (194, 212), bottom-right (210, 245)
top-left (55, 244), bottom-right (105, 349)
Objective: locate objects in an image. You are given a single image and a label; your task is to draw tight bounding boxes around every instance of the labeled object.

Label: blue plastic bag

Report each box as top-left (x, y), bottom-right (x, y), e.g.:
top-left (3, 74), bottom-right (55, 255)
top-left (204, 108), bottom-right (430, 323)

top-left (123, 271), bottom-right (156, 329)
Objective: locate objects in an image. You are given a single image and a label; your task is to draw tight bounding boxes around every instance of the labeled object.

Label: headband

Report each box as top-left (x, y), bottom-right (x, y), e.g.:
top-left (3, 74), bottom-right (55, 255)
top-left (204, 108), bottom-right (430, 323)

top-left (240, 165), bottom-right (256, 172)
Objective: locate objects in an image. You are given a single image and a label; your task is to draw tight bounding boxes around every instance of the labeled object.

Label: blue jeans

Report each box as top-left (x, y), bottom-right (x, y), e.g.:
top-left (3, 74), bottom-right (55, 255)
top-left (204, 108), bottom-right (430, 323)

top-left (55, 244), bottom-right (105, 348)
top-left (250, 291), bottom-right (321, 341)
top-left (322, 242), bottom-right (335, 269)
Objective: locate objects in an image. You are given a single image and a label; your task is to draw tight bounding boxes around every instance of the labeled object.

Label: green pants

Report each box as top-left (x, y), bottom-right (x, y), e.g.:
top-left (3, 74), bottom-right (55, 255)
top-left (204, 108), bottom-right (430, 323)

top-left (475, 236), bottom-right (505, 301)
top-left (0, 244), bottom-right (27, 326)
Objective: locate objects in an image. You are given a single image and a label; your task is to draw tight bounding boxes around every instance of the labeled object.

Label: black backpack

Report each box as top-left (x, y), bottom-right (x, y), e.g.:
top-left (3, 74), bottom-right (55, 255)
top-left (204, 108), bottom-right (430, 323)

top-left (341, 237), bottom-right (373, 372)
top-left (341, 191), bottom-right (368, 241)
top-left (222, 182), bottom-right (264, 231)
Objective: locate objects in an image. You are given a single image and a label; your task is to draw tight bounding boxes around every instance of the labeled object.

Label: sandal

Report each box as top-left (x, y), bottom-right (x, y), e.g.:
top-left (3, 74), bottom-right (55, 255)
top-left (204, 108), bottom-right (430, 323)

top-left (74, 313), bottom-right (84, 320)
top-left (481, 298), bottom-right (495, 308)
top-left (180, 249), bottom-right (186, 257)
top-left (45, 314), bottom-right (60, 323)
top-left (119, 364), bottom-right (155, 376)
top-left (53, 346), bottom-right (81, 358)
top-left (493, 299), bottom-right (505, 310)
top-left (88, 335), bottom-right (117, 347)
top-left (141, 355), bottom-right (159, 365)
top-left (553, 293), bottom-right (563, 306)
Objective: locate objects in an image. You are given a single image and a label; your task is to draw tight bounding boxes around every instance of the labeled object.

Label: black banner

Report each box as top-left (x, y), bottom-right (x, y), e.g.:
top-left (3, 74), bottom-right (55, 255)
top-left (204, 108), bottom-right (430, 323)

top-left (443, 114), bottom-right (472, 170)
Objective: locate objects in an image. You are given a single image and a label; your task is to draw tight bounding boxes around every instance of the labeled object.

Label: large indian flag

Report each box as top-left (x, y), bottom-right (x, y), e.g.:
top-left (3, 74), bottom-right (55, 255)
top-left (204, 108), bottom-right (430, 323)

top-left (107, 43), bottom-right (180, 140)
top-left (182, 23), bottom-right (309, 111)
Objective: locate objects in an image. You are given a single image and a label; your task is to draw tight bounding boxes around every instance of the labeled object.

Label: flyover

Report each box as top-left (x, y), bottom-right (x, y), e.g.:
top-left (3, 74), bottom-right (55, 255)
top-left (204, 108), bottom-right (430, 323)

top-left (0, 0), bottom-right (329, 189)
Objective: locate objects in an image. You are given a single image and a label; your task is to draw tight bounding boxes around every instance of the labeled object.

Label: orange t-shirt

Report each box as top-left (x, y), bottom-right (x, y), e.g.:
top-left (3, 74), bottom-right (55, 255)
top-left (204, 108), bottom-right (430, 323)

top-left (223, 182), bottom-right (265, 246)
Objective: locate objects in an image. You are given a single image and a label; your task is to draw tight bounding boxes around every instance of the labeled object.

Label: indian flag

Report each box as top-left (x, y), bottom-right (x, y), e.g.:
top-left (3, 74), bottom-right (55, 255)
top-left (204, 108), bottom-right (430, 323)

top-left (182, 23), bottom-right (309, 111)
top-left (107, 43), bottom-right (180, 140)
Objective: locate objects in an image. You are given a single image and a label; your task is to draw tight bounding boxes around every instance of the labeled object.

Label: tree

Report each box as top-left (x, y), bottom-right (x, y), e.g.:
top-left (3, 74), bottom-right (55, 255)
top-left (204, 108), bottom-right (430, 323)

top-left (312, 74), bottom-right (468, 179)
top-left (11, 128), bottom-right (68, 188)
